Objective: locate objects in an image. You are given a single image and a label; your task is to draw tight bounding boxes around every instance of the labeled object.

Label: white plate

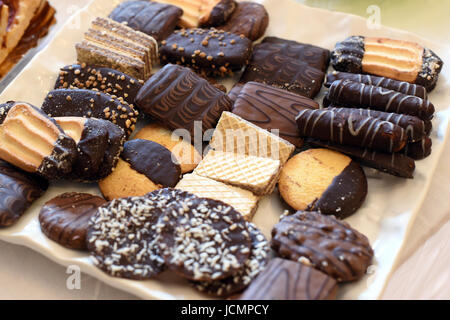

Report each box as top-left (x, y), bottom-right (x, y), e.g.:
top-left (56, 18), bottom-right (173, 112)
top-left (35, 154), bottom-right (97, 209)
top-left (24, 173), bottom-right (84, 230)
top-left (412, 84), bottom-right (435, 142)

top-left (0, 0), bottom-right (449, 300)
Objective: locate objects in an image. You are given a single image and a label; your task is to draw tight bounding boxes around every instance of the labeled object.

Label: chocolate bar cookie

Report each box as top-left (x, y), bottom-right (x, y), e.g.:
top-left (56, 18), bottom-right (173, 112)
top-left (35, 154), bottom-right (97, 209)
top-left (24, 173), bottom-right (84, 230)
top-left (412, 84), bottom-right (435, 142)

top-left (160, 28), bottom-right (252, 77)
top-left (331, 36), bottom-right (444, 91)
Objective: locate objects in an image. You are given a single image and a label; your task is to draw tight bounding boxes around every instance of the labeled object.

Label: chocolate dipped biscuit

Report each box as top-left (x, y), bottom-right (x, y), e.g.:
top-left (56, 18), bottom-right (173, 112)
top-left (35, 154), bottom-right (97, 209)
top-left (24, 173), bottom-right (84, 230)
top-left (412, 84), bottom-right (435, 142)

top-left (296, 108), bottom-right (407, 153)
top-left (135, 64), bottom-right (232, 137)
top-left (239, 258), bottom-right (338, 300)
top-left (39, 192), bottom-right (106, 250)
top-left (325, 71), bottom-right (428, 99)
top-left (272, 211), bottom-right (374, 282)
top-left (232, 81), bottom-right (319, 147)
top-left (0, 102), bottom-right (77, 180)
top-left (404, 137), bottom-right (432, 160)
top-left (54, 64), bottom-right (144, 105)
top-left (160, 28), bottom-right (252, 77)
top-left (0, 101), bottom-right (14, 124)
top-left (0, 160), bottom-right (48, 227)
top-left (330, 36), bottom-right (443, 91)
top-left (325, 79), bottom-right (435, 121)
top-left (109, 1), bottom-right (182, 42)
top-left (42, 89), bottom-right (138, 137)
top-left (218, 1), bottom-right (268, 41)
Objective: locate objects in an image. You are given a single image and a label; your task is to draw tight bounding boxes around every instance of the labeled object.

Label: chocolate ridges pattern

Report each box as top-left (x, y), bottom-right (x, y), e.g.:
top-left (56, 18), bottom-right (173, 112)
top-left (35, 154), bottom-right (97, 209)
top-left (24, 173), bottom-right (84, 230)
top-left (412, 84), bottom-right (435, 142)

top-left (239, 258), bottom-right (338, 300)
top-left (405, 137), bottom-right (432, 160)
top-left (296, 108), bottom-right (407, 153)
top-left (271, 211), bottom-right (374, 282)
top-left (326, 79), bottom-right (435, 121)
top-left (135, 64), bottom-right (232, 137)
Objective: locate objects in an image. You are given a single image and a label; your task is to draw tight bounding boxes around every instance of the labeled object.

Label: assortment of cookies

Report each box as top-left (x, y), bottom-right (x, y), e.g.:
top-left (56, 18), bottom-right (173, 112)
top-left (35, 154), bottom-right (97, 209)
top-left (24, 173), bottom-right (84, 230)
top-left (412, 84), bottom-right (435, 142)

top-left (0, 0), bottom-right (445, 301)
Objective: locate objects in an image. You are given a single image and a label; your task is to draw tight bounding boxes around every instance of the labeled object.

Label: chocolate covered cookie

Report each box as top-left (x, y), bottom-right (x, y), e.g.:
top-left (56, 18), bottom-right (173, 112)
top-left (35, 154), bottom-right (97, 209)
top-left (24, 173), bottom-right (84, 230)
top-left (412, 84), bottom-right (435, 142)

top-left (405, 137), bottom-right (432, 160)
top-left (39, 192), bottom-right (106, 250)
top-left (272, 211), bottom-right (374, 282)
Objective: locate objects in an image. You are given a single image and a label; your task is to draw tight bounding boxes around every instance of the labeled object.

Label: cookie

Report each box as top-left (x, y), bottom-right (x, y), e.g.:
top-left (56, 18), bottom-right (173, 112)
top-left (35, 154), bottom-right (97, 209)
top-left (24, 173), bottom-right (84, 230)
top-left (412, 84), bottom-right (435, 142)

top-left (109, 1), bottom-right (182, 42)
top-left (405, 137), bottom-right (432, 160)
top-left (54, 64), bottom-right (144, 105)
top-left (227, 83), bottom-right (244, 103)
top-left (160, 28), bottom-right (252, 77)
top-left (99, 139), bottom-right (181, 200)
top-left (272, 211), bottom-right (374, 282)
top-left (0, 102), bottom-right (77, 180)
top-left (279, 149), bottom-right (367, 219)
top-left (239, 258), bottom-right (338, 300)
top-left (133, 123), bottom-right (202, 173)
top-left (39, 192), bottom-right (106, 250)
top-left (191, 223), bottom-right (270, 297)
top-left (218, 1), bottom-right (269, 41)
top-left (0, 160), bottom-right (48, 227)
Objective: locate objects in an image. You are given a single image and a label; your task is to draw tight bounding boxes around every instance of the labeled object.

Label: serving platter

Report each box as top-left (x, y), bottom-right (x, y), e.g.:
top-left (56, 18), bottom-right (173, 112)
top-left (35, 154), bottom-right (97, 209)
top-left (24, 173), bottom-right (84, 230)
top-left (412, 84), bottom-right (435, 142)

top-left (0, 0), bottom-right (449, 300)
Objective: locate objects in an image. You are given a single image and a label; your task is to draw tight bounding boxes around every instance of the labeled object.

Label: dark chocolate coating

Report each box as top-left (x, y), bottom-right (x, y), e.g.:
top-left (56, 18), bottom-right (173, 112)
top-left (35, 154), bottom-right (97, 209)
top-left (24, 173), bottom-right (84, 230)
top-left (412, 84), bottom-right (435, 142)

top-left (109, 1), bottom-right (182, 42)
top-left (271, 211), bottom-right (374, 282)
top-left (404, 137), bottom-right (432, 160)
top-left (325, 71), bottom-right (428, 99)
top-left (42, 89), bottom-right (139, 137)
top-left (417, 48), bottom-right (444, 91)
top-left (296, 108), bottom-right (407, 153)
top-left (240, 47), bottom-right (325, 99)
top-left (201, 0), bottom-right (237, 27)
top-left (227, 83), bottom-right (244, 103)
top-left (232, 81), bottom-right (319, 147)
top-left (0, 160), bottom-right (48, 227)
top-left (54, 64), bottom-right (143, 105)
top-left (261, 37), bottom-right (331, 72)
top-left (135, 64), bottom-right (232, 137)
top-left (0, 101), bottom-right (14, 124)
top-left (98, 120), bottom-right (126, 179)
top-left (218, 1), bottom-right (269, 41)
top-left (330, 35), bottom-right (365, 74)
top-left (160, 28), bottom-right (253, 77)
top-left (308, 138), bottom-right (416, 179)
top-left (121, 139), bottom-right (181, 187)
top-left (39, 192), bottom-right (106, 250)
top-left (239, 258), bottom-right (338, 300)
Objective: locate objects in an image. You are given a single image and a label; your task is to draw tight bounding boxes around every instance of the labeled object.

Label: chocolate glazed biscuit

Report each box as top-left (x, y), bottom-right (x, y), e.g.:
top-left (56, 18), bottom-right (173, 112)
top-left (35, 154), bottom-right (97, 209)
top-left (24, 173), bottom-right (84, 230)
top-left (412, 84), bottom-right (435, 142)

top-left (296, 108), bottom-right (407, 153)
top-left (325, 80), bottom-right (435, 121)
top-left (404, 137), bottom-right (432, 160)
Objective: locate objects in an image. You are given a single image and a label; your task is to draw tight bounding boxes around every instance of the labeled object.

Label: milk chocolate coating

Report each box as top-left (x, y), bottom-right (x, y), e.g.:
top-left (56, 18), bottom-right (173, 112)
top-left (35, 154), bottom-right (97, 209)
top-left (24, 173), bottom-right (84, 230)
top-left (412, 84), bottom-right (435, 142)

top-left (261, 37), bottom-right (330, 72)
top-left (240, 47), bottom-right (325, 99)
top-left (42, 89), bottom-right (138, 137)
top-left (39, 192), bottom-right (106, 250)
top-left (325, 72), bottom-right (428, 99)
top-left (201, 0), bottom-right (237, 27)
top-left (109, 1), bottom-right (182, 42)
top-left (0, 160), bottom-right (48, 227)
top-left (325, 80), bottom-right (435, 121)
top-left (239, 258), bottom-right (338, 300)
top-left (160, 28), bottom-right (253, 77)
top-left (218, 1), bottom-right (269, 41)
top-left (232, 81), bottom-right (319, 147)
top-left (272, 211), bottom-right (374, 282)
top-left (296, 108), bottom-right (407, 153)
top-left (405, 137), bottom-right (432, 160)
top-left (135, 64), bottom-right (232, 137)
top-left (308, 138), bottom-right (416, 179)
top-left (54, 64), bottom-right (143, 105)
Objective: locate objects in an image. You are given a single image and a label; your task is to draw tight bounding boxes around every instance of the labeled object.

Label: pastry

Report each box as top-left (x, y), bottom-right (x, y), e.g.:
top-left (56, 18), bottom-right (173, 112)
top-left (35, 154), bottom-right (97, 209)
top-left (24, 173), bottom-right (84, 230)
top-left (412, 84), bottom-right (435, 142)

top-left (232, 81), bottom-right (319, 147)
top-left (0, 160), bottom-right (48, 227)
top-left (176, 173), bottom-right (259, 221)
top-left (42, 89), bottom-right (138, 137)
top-left (135, 64), bottom-right (232, 137)
top-left (160, 28), bottom-right (252, 77)
top-left (330, 36), bottom-right (443, 91)
top-left (99, 139), bottom-right (181, 200)
top-left (404, 137), bottom-right (432, 160)
top-left (39, 192), bottom-right (106, 250)
top-left (239, 258), bottom-right (338, 300)
top-left (54, 64), bottom-right (143, 105)
top-left (109, 1), bottom-right (182, 42)
top-left (218, 1), bottom-right (269, 41)
top-left (0, 102), bottom-right (77, 180)
top-left (278, 149), bottom-right (367, 218)
top-left (75, 17), bottom-right (158, 80)
top-left (272, 211), bottom-right (374, 282)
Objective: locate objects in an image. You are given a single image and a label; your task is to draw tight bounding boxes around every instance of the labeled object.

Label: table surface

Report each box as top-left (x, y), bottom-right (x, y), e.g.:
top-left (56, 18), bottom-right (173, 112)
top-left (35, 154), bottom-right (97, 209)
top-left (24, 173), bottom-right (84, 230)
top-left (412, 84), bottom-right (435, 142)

top-left (0, 0), bottom-right (448, 300)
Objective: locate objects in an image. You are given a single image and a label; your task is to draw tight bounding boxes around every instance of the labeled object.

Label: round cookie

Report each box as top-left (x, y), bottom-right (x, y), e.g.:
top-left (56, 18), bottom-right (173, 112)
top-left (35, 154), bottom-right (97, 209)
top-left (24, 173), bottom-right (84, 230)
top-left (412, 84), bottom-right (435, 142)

top-left (271, 211), bottom-right (374, 282)
top-left (39, 192), bottom-right (106, 250)
top-left (278, 148), bottom-right (367, 219)
top-left (99, 139), bottom-right (181, 200)
top-left (133, 123), bottom-right (202, 173)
